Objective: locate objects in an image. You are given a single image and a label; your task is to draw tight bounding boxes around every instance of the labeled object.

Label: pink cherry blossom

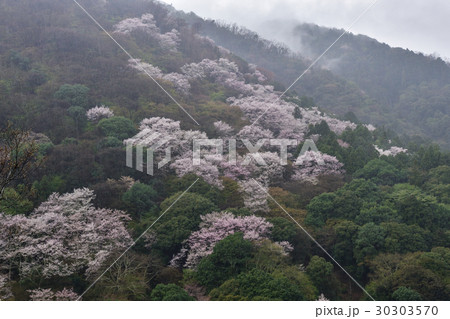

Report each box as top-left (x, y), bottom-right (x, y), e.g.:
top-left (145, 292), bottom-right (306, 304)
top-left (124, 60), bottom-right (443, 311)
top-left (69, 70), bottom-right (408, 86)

top-left (374, 145), bottom-right (408, 157)
top-left (0, 274), bottom-right (12, 301)
top-left (86, 105), bottom-right (114, 122)
top-left (114, 14), bottom-right (180, 52)
top-left (170, 212), bottom-right (273, 268)
top-left (292, 151), bottom-right (345, 184)
top-left (28, 288), bottom-right (80, 301)
top-left (0, 188), bottom-right (132, 280)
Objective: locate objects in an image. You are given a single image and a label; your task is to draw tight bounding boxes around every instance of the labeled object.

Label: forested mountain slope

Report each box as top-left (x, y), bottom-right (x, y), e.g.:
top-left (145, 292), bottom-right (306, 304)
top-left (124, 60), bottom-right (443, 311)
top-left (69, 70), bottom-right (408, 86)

top-left (0, 0), bottom-right (448, 302)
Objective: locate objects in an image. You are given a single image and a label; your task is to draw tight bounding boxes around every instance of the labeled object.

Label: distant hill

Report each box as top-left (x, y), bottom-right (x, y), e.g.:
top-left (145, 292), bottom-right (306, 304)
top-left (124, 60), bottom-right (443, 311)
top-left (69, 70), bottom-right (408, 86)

top-left (174, 14), bottom-right (450, 148)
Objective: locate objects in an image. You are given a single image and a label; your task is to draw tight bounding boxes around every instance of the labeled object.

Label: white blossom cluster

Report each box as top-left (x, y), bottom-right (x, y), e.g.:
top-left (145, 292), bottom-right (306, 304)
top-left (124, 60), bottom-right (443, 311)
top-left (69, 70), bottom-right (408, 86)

top-left (0, 274), bottom-right (12, 301)
top-left (299, 107), bottom-right (357, 135)
top-left (292, 151), bottom-right (345, 184)
top-left (128, 59), bottom-right (191, 95)
top-left (114, 13), bottom-right (180, 52)
top-left (374, 145), bottom-right (408, 157)
top-left (86, 105), bottom-right (114, 122)
top-left (170, 212), bottom-right (273, 269)
top-left (0, 188), bottom-right (132, 280)
top-left (28, 288), bottom-right (79, 301)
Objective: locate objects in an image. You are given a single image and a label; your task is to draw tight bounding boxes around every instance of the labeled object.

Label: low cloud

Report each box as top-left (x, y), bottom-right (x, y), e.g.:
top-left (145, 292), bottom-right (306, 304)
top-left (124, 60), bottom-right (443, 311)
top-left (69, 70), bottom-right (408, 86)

top-left (165, 0), bottom-right (450, 59)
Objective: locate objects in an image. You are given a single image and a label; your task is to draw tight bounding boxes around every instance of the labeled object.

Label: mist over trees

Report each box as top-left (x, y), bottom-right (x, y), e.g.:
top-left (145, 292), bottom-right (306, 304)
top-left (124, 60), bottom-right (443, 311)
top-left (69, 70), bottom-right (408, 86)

top-left (0, 0), bottom-right (448, 301)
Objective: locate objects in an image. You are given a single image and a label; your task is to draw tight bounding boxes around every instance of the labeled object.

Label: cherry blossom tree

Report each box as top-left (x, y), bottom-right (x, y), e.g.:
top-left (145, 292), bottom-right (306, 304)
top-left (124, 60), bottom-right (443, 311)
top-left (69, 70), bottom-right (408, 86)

top-left (237, 125), bottom-right (274, 144)
top-left (0, 274), bottom-right (12, 301)
top-left (239, 179), bottom-right (269, 213)
top-left (162, 72), bottom-right (191, 95)
top-left (114, 14), bottom-right (180, 52)
top-left (0, 188), bottom-right (132, 280)
top-left (244, 152), bottom-right (285, 183)
top-left (128, 58), bottom-right (164, 78)
top-left (292, 151), bottom-right (345, 184)
top-left (300, 107), bottom-right (357, 135)
top-left (181, 58), bottom-right (254, 95)
top-left (316, 293), bottom-right (330, 301)
top-left (247, 64), bottom-right (267, 83)
top-left (170, 152), bottom-right (223, 189)
top-left (114, 14), bottom-right (160, 36)
top-left (128, 59), bottom-right (190, 95)
top-left (194, 34), bottom-right (216, 46)
top-left (220, 157), bottom-right (251, 180)
top-left (159, 29), bottom-right (181, 52)
top-left (213, 121), bottom-right (234, 137)
top-left (28, 288), bottom-right (80, 301)
top-left (275, 241), bottom-right (294, 255)
top-left (337, 139), bottom-right (350, 149)
top-left (170, 212), bottom-right (273, 269)
top-left (125, 117), bottom-right (207, 160)
top-left (374, 145), bottom-right (408, 157)
top-left (86, 105), bottom-right (114, 122)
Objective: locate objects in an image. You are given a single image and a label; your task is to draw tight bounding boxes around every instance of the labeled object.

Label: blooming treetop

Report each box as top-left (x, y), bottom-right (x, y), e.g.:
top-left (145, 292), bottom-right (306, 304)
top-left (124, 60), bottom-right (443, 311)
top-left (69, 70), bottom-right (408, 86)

top-left (128, 59), bottom-right (191, 95)
top-left (292, 151), bottom-right (345, 184)
top-left (114, 14), bottom-right (180, 52)
top-left (213, 121), bottom-right (234, 137)
top-left (28, 288), bottom-right (80, 301)
top-left (374, 145), bottom-right (408, 157)
top-left (0, 274), bottom-right (12, 301)
top-left (170, 212), bottom-right (273, 269)
top-left (86, 105), bottom-right (114, 122)
top-left (0, 188), bottom-right (132, 279)
top-left (239, 179), bottom-right (270, 213)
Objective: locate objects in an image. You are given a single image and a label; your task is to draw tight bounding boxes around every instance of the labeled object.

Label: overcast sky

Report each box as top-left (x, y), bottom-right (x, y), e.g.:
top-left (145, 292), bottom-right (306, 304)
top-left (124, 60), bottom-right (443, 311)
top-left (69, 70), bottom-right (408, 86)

top-left (163, 0), bottom-right (450, 59)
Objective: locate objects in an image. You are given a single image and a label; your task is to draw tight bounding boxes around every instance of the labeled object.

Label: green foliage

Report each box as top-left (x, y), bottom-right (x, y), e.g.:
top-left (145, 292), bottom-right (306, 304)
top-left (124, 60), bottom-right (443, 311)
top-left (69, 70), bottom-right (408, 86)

top-left (67, 106), bottom-right (87, 136)
top-left (354, 223), bottom-right (386, 263)
top-left (98, 116), bottom-right (137, 140)
top-left (0, 0), bottom-right (448, 301)
top-left (382, 222), bottom-right (430, 254)
top-left (153, 215), bottom-right (195, 258)
top-left (54, 84), bottom-right (90, 108)
top-left (152, 192), bottom-right (216, 258)
top-left (390, 185), bottom-right (450, 230)
top-left (392, 286), bottom-right (423, 301)
top-left (122, 182), bottom-right (158, 218)
top-left (251, 240), bottom-right (290, 273)
top-left (32, 175), bottom-right (67, 202)
top-left (354, 159), bottom-right (406, 185)
top-left (268, 217), bottom-right (298, 243)
top-left (0, 188), bottom-right (33, 215)
top-left (305, 192), bottom-right (336, 227)
top-left (306, 179), bottom-right (384, 227)
top-left (272, 266), bottom-right (318, 300)
top-left (367, 249), bottom-right (450, 300)
top-left (355, 206), bottom-right (400, 225)
top-left (164, 174), bottom-right (221, 206)
top-left (330, 220), bottom-right (360, 267)
top-left (98, 136), bottom-right (123, 149)
top-left (340, 126), bottom-right (379, 173)
top-left (423, 165), bottom-right (450, 204)
top-left (210, 268), bottom-right (306, 301)
top-left (159, 192), bottom-right (217, 222)
top-left (8, 50), bottom-right (30, 71)
top-left (150, 284), bottom-right (194, 301)
top-left (306, 256), bottom-right (337, 296)
top-left (196, 233), bottom-right (254, 291)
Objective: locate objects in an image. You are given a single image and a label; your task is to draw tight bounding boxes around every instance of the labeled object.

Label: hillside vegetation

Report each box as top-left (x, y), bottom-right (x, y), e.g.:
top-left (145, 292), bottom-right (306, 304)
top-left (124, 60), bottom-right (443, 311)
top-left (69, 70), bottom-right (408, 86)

top-left (0, 0), bottom-right (448, 301)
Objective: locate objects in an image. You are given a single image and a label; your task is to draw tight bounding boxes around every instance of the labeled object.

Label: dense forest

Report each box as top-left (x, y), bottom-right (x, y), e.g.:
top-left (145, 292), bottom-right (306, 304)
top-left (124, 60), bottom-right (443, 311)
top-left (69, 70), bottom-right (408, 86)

top-left (0, 0), bottom-right (448, 301)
